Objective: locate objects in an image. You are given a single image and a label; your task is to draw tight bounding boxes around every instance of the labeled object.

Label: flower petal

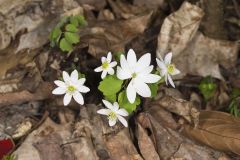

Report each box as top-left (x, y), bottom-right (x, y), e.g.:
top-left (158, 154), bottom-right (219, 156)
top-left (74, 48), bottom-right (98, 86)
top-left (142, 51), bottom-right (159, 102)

top-left (126, 80), bottom-right (136, 103)
top-left (156, 58), bottom-right (167, 76)
top-left (109, 119), bottom-right (117, 127)
top-left (117, 109), bottom-right (129, 117)
top-left (135, 53), bottom-right (151, 72)
top-left (120, 55), bottom-right (129, 71)
top-left (113, 102), bottom-right (119, 111)
top-left (110, 61), bottom-right (117, 67)
top-left (107, 52), bottom-right (112, 63)
top-left (156, 58), bottom-right (166, 70)
top-left (77, 85), bottom-right (90, 93)
top-left (78, 78), bottom-right (86, 85)
top-left (54, 80), bottom-right (66, 88)
top-left (117, 115), bottom-right (128, 127)
top-left (164, 52), bottom-right (172, 64)
top-left (101, 70), bottom-right (108, 79)
top-left (102, 100), bottom-right (114, 110)
top-left (71, 70), bottom-right (78, 82)
top-left (165, 75), bottom-right (168, 85)
top-left (138, 66), bottom-right (153, 76)
top-left (140, 74), bottom-right (161, 84)
top-left (97, 109), bottom-right (111, 115)
top-left (101, 57), bottom-right (107, 63)
top-left (127, 49), bottom-right (137, 66)
top-left (52, 87), bottom-right (66, 95)
top-left (107, 68), bottom-right (114, 75)
top-left (117, 66), bottom-right (131, 80)
top-left (63, 93), bottom-right (72, 106)
top-left (94, 66), bottom-right (103, 72)
top-left (73, 92), bottom-right (84, 105)
top-left (172, 68), bottom-right (180, 75)
top-left (167, 74), bottom-right (175, 88)
top-left (134, 80), bottom-right (151, 98)
top-left (63, 71), bottom-right (71, 82)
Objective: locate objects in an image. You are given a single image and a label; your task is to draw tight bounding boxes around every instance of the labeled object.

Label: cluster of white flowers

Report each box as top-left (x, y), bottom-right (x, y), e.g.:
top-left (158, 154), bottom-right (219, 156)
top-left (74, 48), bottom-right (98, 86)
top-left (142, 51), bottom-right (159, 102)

top-left (52, 49), bottom-right (180, 128)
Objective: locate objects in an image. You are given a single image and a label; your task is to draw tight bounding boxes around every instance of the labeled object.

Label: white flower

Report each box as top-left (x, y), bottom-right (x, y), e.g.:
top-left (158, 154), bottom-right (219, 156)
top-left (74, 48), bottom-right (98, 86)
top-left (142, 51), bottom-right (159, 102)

top-left (94, 52), bottom-right (117, 79)
top-left (117, 49), bottom-right (161, 103)
top-left (156, 52), bottom-right (180, 88)
top-left (97, 100), bottom-right (129, 127)
top-left (52, 70), bottom-right (90, 106)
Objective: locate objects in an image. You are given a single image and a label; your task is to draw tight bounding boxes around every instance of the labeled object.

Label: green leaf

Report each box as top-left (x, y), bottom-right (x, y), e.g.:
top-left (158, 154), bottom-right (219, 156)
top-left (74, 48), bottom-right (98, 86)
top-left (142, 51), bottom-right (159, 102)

top-left (59, 38), bottom-right (73, 52)
top-left (70, 16), bottom-right (79, 27)
top-left (98, 75), bottom-right (123, 97)
top-left (64, 32), bottom-right (80, 44)
top-left (231, 88), bottom-right (240, 99)
top-left (198, 76), bottom-right (217, 101)
top-left (105, 94), bottom-right (116, 102)
top-left (50, 27), bottom-right (61, 40)
top-left (49, 27), bottom-right (62, 47)
top-left (118, 91), bottom-right (140, 113)
top-left (65, 24), bottom-right (78, 32)
top-left (76, 15), bottom-right (87, 26)
top-left (149, 83), bottom-right (158, 98)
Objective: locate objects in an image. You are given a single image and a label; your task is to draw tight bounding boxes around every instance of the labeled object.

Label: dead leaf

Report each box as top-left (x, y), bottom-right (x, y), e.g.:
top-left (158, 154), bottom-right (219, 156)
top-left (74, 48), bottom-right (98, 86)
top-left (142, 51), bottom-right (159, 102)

top-left (133, 0), bottom-right (166, 9)
top-left (106, 129), bottom-right (143, 160)
top-left (153, 95), bottom-right (200, 126)
top-left (136, 120), bottom-right (160, 160)
top-left (108, 0), bottom-right (149, 19)
top-left (156, 2), bottom-right (238, 79)
top-left (183, 110), bottom-right (240, 155)
top-left (157, 2), bottom-right (204, 57)
top-left (80, 11), bottom-right (153, 58)
top-left (137, 113), bottom-right (230, 160)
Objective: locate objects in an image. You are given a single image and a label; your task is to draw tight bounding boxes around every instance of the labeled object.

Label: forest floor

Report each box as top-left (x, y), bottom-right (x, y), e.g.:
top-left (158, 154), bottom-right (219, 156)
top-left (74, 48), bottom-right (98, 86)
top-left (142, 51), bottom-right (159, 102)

top-left (0, 0), bottom-right (240, 159)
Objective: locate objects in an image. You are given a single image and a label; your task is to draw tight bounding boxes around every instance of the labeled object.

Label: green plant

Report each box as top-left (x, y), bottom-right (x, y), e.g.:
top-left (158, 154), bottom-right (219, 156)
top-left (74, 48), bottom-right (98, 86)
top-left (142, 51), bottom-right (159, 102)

top-left (228, 88), bottom-right (240, 117)
top-left (228, 99), bottom-right (240, 117)
top-left (198, 76), bottom-right (217, 101)
top-left (49, 15), bottom-right (87, 52)
top-left (3, 155), bottom-right (16, 160)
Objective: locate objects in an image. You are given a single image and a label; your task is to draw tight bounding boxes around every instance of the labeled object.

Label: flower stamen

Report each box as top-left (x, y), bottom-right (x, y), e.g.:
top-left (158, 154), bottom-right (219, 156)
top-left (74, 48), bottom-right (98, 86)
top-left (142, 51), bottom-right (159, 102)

top-left (131, 73), bottom-right (137, 78)
top-left (108, 111), bottom-right (117, 121)
top-left (102, 61), bottom-right (109, 69)
top-left (67, 85), bottom-right (76, 93)
top-left (167, 64), bottom-right (175, 74)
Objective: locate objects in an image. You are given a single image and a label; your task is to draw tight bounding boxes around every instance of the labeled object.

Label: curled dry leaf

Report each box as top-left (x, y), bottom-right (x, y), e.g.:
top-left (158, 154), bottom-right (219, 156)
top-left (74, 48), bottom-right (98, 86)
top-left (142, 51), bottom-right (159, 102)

top-left (108, 0), bottom-right (149, 19)
top-left (137, 113), bottom-right (229, 160)
top-left (183, 110), bottom-right (240, 155)
top-left (156, 2), bottom-right (238, 79)
top-left (153, 95), bottom-right (200, 126)
top-left (157, 2), bottom-right (204, 57)
top-left (106, 129), bottom-right (143, 160)
top-left (80, 11), bottom-right (153, 58)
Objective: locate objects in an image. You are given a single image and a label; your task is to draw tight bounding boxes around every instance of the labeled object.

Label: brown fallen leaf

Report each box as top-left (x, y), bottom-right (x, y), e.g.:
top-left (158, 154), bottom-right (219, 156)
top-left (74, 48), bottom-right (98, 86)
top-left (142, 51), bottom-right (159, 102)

top-left (79, 11), bottom-right (153, 58)
top-left (156, 1), bottom-right (204, 57)
top-left (153, 95), bottom-right (200, 126)
top-left (0, 82), bottom-right (53, 107)
top-left (106, 129), bottom-right (143, 160)
top-left (156, 2), bottom-right (238, 79)
top-left (108, 0), bottom-right (149, 19)
top-left (183, 110), bottom-right (240, 156)
top-left (137, 113), bottom-right (230, 160)
top-left (136, 119), bottom-right (160, 160)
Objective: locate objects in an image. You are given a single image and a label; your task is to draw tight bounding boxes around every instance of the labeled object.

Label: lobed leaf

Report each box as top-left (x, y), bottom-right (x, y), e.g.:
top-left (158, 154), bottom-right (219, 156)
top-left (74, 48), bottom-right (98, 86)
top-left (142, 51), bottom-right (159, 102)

top-left (118, 91), bottom-right (140, 113)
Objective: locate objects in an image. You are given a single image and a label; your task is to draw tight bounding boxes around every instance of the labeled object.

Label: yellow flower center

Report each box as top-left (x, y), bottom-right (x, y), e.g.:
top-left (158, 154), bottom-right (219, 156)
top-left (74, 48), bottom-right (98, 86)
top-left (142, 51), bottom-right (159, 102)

top-left (108, 111), bottom-right (117, 121)
top-left (132, 73), bottom-right (137, 78)
top-left (102, 61), bottom-right (109, 69)
top-left (167, 64), bottom-right (175, 74)
top-left (67, 85), bottom-right (76, 93)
